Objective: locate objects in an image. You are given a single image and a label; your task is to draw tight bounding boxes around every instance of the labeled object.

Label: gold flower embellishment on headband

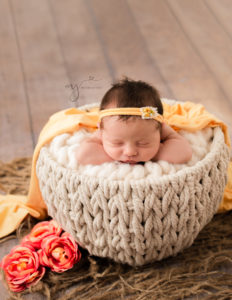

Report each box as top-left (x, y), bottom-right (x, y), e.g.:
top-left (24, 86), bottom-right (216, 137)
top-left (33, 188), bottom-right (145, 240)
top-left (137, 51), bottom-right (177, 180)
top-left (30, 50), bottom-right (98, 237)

top-left (140, 106), bottom-right (159, 119)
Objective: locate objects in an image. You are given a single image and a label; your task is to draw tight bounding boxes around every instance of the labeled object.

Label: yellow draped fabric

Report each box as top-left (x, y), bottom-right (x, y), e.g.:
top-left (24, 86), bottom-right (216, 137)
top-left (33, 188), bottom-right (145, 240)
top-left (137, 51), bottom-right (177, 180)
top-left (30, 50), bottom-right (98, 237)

top-left (0, 102), bottom-right (231, 238)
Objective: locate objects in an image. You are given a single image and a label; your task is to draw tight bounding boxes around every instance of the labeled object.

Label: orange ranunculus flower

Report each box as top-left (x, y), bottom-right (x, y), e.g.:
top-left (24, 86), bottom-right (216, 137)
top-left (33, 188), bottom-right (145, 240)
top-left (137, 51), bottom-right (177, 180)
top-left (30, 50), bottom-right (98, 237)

top-left (21, 220), bottom-right (62, 249)
top-left (38, 232), bottom-right (81, 273)
top-left (0, 245), bottom-right (45, 292)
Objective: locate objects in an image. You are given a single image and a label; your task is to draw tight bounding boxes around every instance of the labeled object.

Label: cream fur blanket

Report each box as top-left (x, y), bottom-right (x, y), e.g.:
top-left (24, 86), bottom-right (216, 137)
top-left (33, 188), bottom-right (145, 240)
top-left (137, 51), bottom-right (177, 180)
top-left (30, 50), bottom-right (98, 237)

top-left (45, 127), bottom-right (214, 179)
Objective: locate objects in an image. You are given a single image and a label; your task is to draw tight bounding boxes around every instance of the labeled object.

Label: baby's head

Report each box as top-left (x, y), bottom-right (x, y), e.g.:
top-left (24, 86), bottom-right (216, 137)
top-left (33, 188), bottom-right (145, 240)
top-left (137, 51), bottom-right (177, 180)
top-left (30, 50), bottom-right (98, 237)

top-left (99, 78), bottom-right (163, 164)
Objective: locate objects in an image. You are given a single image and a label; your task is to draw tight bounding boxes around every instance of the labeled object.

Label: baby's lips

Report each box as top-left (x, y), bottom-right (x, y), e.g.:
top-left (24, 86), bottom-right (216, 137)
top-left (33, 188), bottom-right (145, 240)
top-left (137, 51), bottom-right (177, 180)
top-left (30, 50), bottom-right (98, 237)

top-left (120, 160), bottom-right (137, 164)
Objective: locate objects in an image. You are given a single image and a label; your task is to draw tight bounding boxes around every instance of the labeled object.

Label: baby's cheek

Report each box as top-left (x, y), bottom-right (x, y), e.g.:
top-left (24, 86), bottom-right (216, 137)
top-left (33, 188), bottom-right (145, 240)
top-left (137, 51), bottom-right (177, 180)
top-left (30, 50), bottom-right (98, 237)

top-left (143, 144), bottom-right (160, 161)
top-left (103, 145), bottom-right (119, 159)
top-left (110, 148), bottom-right (122, 160)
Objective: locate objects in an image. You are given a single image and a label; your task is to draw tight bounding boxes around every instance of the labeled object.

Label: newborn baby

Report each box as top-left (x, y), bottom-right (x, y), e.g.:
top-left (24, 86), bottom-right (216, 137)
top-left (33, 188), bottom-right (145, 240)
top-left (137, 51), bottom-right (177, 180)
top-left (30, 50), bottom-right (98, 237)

top-left (76, 78), bottom-right (192, 165)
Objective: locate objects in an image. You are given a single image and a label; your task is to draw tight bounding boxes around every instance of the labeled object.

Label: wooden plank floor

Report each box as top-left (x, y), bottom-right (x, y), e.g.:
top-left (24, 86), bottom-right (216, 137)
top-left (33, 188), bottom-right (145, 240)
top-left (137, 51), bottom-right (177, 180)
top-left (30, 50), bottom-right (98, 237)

top-left (0, 0), bottom-right (232, 298)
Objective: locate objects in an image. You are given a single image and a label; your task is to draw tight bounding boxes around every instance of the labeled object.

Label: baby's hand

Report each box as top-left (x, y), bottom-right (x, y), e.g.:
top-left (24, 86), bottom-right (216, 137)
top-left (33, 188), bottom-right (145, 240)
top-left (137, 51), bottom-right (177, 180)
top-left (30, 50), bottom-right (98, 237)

top-left (153, 123), bottom-right (192, 164)
top-left (76, 131), bottom-right (114, 165)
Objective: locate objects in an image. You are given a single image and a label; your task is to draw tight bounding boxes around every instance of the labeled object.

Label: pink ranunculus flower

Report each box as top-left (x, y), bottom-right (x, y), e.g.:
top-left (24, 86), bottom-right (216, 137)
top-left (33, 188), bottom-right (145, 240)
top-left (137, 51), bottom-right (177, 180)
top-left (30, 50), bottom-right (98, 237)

top-left (0, 245), bottom-right (45, 292)
top-left (21, 220), bottom-right (63, 249)
top-left (38, 232), bottom-right (81, 273)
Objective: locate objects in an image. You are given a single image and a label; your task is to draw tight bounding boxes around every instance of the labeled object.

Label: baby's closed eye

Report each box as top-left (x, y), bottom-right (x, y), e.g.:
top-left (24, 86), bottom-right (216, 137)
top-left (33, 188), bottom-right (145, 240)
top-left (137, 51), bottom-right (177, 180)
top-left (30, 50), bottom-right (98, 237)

top-left (110, 141), bottom-right (124, 146)
top-left (107, 140), bottom-right (154, 147)
top-left (136, 142), bottom-right (153, 147)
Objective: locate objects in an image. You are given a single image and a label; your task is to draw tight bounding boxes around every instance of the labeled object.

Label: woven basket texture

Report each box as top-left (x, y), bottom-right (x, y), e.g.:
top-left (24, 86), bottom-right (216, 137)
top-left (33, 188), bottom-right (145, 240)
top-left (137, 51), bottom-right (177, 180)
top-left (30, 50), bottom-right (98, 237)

top-left (36, 108), bottom-right (230, 266)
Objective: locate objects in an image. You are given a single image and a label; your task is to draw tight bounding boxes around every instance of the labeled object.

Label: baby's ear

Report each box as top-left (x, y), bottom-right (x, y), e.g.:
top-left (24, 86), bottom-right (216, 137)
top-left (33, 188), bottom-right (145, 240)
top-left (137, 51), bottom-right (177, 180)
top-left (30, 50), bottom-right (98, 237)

top-left (97, 122), bottom-right (103, 136)
top-left (97, 121), bottom-right (104, 131)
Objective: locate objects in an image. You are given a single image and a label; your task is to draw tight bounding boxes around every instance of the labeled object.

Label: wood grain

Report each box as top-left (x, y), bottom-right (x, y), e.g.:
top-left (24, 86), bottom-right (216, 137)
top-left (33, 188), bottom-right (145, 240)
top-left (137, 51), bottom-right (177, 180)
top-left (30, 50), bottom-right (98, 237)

top-left (167, 0), bottom-right (232, 127)
top-left (0, 0), bottom-right (34, 161)
top-left (1, 0), bottom-right (232, 162)
top-left (10, 0), bottom-right (70, 144)
top-left (86, 0), bottom-right (173, 98)
top-left (49, 0), bottom-right (113, 106)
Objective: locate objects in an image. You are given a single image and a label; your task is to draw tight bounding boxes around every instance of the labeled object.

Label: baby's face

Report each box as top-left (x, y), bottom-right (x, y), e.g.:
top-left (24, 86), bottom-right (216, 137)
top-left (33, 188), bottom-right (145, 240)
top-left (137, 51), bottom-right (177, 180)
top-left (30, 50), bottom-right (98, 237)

top-left (100, 116), bottom-right (161, 164)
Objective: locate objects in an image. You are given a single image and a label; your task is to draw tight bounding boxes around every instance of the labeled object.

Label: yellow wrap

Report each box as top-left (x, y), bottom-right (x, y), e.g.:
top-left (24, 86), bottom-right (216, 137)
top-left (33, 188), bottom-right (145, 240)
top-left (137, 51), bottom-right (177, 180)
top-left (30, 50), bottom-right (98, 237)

top-left (0, 102), bottom-right (231, 238)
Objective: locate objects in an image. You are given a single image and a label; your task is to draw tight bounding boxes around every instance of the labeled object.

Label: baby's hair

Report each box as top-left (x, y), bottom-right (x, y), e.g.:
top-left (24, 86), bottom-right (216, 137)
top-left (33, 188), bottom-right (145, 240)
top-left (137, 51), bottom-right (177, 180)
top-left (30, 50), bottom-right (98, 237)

top-left (99, 77), bottom-right (163, 130)
top-left (100, 77), bottom-right (163, 113)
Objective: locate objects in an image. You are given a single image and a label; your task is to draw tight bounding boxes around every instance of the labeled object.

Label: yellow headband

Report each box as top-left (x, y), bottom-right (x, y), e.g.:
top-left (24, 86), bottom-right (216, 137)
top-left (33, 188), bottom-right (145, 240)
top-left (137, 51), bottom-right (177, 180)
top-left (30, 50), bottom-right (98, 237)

top-left (99, 106), bottom-right (164, 122)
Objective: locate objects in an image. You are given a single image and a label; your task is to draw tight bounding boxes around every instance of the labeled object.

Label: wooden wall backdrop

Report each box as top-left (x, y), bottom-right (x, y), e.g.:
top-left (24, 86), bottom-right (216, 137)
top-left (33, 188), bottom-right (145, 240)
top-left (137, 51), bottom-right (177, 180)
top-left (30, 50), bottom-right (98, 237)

top-left (1, 0), bottom-right (232, 162)
top-left (0, 0), bottom-right (232, 298)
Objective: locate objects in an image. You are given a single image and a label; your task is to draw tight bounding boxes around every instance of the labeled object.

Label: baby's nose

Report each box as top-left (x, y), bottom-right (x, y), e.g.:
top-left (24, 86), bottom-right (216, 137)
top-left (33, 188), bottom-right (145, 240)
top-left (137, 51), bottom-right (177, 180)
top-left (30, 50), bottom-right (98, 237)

top-left (124, 145), bottom-right (137, 156)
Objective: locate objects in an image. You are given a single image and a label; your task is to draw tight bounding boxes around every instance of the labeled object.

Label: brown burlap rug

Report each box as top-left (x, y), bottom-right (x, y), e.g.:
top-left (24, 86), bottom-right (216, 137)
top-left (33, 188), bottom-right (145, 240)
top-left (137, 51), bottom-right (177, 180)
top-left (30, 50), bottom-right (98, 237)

top-left (1, 158), bottom-right (232, 300)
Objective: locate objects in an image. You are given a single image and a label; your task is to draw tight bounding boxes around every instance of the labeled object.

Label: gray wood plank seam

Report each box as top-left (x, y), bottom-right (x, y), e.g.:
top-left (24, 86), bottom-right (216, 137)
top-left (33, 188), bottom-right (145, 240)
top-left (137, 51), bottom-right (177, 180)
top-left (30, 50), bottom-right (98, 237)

top-left (47, 0), bottom-right (72, 88)
top-left (84, 0), bottom-right (116, 81)
top-left (204, 0), bottom-right (232, 42)
top-left (165, 0), bottom-right (232, 107)
top-left (125, 0), bottom-right (174, 98)
top-left (9, 0), bottom-right (35, 147)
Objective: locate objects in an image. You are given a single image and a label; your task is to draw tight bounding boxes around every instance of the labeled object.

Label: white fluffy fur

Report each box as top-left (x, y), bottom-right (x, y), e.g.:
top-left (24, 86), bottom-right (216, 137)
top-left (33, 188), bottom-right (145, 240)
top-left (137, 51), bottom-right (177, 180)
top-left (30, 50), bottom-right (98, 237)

top-left (46, 127), bottom-right (214, 180)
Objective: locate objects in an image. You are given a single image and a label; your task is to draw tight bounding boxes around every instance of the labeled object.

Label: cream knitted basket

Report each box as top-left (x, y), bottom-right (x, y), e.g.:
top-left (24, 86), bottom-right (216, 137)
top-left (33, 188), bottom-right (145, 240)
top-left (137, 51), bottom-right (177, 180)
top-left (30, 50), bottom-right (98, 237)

top-left (36, 103), bottom-right (230, 266)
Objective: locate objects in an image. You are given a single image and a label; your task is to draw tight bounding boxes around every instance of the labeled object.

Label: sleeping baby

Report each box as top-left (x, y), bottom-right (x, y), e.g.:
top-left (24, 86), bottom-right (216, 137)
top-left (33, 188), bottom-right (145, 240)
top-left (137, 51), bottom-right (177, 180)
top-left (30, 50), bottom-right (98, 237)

top-left (76, 78), bottom-right (192, 165)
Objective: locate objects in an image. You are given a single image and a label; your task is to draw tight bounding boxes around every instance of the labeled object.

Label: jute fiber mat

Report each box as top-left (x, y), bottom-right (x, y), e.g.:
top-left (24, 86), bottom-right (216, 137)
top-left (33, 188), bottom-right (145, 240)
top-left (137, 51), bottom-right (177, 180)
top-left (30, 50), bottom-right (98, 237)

top-left (0, 158), bottom-right (232, 300)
